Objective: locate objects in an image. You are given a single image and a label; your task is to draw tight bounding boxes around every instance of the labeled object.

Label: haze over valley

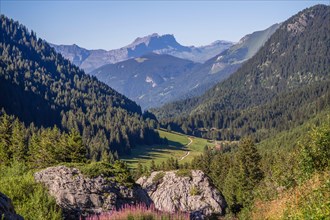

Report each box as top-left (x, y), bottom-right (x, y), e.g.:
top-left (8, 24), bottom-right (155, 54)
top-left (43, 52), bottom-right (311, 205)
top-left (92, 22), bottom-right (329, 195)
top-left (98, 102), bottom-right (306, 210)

top-left (0, 2), bottom-right (329, 220)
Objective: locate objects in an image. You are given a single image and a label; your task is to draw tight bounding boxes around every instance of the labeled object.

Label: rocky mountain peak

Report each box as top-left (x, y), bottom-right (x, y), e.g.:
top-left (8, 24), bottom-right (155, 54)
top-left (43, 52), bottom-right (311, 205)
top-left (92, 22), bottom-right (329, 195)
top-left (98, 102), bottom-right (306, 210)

top-left (130, 33), bottom-right (160, 46)
top-left (127, 33), bottom-right (188, 52)
top-left (285, 5), bottom-right (323, 36)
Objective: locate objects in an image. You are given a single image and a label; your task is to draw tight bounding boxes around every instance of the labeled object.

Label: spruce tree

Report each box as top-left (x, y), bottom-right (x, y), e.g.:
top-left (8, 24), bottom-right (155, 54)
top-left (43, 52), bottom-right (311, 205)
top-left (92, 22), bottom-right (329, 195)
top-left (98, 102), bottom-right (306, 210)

top-left (0, 113), bottom-right (12, 165)
top-left (150, 160), bottom-right (156, 172)
top-left (136, 161), bottom-right (144, 179)
top-left (28, 133), bottom-right (42, 168)
top-left (223, 166), bottom-right (242, 214)
top-left (101, 150), bottom-right (110, 163)
top-left (236, 137), bottom-right (263, 206)
top-left (10, 119), bottom-right (27, 162)
top-left (67, 128), bottom-right (86, 163)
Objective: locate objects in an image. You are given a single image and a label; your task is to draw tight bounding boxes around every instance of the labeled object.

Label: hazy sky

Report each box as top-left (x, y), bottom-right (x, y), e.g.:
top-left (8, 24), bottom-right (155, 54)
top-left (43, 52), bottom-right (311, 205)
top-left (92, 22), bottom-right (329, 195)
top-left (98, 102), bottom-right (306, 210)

top-left (1, 1), bottom-right (328, 50)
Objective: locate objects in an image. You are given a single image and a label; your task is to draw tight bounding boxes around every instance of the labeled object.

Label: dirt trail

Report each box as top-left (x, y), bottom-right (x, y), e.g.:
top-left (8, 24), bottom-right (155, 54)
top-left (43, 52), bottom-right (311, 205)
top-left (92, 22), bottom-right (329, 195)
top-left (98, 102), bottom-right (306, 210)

top-left (179, 137), bottom-right (193, 161)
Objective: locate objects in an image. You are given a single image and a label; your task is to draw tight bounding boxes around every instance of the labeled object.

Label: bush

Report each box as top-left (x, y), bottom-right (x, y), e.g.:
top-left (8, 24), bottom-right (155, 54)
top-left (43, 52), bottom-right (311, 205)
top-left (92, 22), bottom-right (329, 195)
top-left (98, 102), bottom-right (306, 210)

top-left (283, 171), bottom-right (330, 219)
top-left (0, 162), bottom-right (62, 220)
top-left (74, 162), bottom-right (114, 178)
top-left (299, 120), bottom-right (330, 179)
top-left (175, 169), bottom-right (192, 178)
top-left (72, 161), bottom-right (134, 187)
top-left (152, 172), bottom-right (165, 184)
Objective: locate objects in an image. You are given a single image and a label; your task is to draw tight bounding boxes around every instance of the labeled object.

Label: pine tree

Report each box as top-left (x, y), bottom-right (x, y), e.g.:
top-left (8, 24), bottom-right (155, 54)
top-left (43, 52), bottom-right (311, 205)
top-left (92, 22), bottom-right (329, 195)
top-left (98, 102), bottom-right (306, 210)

top-left (236, 137), bottom-right (263, 206)
top-left (112, 160), bottom-right (133, 185)
top-left (223, 166), bottom-right (242, 213)
top-left (39, 128), bottom-right (57, 167)
top-left (0, 113), bottom-right (12, 165)
top-left (101, 150), bottom-right (110, 163)
top-left (67, 128), bottom-right (86, 163)
top-left (28, 133), bottom-right (42, 168)
top-left (10, 119), bottom-right (27, 162)
top-left (209, 153), bottom-right (230, 191)
top-left (150, 160), bottom-right (156, 172)
top-left (136, 161), bottom-right (144, 179)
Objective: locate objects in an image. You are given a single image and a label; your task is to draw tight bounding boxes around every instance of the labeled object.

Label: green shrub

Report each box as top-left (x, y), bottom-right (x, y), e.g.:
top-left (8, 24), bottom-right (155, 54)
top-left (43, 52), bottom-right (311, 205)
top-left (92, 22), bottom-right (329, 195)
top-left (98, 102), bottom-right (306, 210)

top-left (175, 169), bottom-right (192, 178)
top-left (299, 120), bottom-right (330, 179)
top-left (152, 172), bottom-right (165, 184)
top-left (73, 161), bottom-right (134, 187)
top-left (0, 162), bottom-right (62, 220)
top-left (283, 171), bottom-right (330, 220)
top-left (75, 162), bottom-right (114, 178)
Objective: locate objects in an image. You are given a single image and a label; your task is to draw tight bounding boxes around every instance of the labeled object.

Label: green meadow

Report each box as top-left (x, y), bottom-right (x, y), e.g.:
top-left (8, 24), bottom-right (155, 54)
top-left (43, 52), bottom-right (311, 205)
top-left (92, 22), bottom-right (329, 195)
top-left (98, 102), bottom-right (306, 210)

top-left (122, 129), bottom-right (214, 168)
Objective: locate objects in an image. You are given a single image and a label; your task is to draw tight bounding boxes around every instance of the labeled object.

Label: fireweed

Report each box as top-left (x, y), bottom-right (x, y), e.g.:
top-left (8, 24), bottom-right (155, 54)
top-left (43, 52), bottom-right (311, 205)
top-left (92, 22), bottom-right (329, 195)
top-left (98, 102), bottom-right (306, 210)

top-left (85, 203), bottom-right (190, 220)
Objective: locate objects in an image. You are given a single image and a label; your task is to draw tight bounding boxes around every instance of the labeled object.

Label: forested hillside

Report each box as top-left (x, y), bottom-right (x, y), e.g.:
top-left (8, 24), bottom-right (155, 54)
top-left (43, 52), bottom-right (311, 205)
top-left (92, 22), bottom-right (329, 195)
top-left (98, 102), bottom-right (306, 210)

top-left (154, 5), bottom-right (330, 141)
top-left (0, 15), bottom-right (160, 158)
top-left (189, 111), bottom-right (330, 218)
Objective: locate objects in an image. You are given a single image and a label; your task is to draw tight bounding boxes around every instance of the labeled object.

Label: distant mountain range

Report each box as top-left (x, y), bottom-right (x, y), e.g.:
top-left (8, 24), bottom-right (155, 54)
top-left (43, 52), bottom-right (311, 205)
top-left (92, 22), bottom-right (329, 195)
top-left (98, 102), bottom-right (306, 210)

top-left (51, 34), bottom-right (233, 73)
top-left (91, 24), bottom-right (280, 109)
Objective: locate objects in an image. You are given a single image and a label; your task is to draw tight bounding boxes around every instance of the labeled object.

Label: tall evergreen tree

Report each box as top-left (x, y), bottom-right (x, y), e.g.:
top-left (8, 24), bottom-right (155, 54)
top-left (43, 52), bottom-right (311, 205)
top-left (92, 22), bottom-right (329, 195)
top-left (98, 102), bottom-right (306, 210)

top-left (0, 113), bottom-right (12, 165)
top-left (136, 161), bottom-right (144, 179)
top-left (28, 133), bottom-right (42, 168)
top-left (236, 137), bottom-right (263, 206)
top-left (150, 160), bottom-right (156, 172)
top-left (67, 128), bottom-right (86, 163)
top-left (223, 166), bottom-right (242, 214)
top-left (10, 119), bottom-right (27, 162)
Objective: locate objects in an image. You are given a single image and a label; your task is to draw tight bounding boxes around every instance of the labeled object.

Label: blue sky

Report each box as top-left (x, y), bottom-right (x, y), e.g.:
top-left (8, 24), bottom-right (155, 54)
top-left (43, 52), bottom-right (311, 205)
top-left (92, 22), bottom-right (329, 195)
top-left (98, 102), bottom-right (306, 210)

top-left (1, 1), bottom-right (328, 50)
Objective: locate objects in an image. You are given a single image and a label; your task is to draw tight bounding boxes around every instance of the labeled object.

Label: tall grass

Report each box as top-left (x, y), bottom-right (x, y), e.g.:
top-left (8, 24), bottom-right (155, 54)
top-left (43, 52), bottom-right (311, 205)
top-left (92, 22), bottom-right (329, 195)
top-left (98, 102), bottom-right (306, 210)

top-left (85, 203), bottom-right (190, 220)
top-left (0, 162), bottom-right (62, 220)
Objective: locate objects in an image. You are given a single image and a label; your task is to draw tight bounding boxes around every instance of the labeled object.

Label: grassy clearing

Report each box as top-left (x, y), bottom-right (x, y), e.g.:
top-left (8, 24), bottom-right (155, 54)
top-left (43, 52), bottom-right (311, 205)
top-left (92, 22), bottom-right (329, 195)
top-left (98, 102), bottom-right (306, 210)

top-left (122, 129), bottom-right (214, 169)
top-left (252, 171), bottom-right (330, 220)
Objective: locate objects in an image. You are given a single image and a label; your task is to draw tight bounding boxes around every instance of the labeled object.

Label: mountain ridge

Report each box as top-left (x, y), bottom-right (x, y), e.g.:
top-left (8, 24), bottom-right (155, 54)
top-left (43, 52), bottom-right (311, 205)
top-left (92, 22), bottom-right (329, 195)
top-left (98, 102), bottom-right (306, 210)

top-left (92, 24), bottom-right (279, 109)
top-left (51, 33), bottom-right (233, 73)
top-left (91, 53), bottom-right (199, 109)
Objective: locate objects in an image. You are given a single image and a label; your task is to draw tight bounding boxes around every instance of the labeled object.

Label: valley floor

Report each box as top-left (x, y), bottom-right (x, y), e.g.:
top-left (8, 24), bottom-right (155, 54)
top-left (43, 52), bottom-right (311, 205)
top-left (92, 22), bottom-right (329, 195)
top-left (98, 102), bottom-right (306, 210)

top-left (122, 129), bottom-right (214, 168)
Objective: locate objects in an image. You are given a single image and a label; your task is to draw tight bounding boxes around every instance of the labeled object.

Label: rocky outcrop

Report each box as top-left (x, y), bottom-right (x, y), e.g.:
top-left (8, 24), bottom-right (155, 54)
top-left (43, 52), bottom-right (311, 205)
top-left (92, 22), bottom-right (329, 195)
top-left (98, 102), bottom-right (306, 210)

top-left (0, 192), bottom-right (24, 220)
top-left (34, 166), bottom-right (151, 219)
top-left (137, 170), bottom-right (227, 219)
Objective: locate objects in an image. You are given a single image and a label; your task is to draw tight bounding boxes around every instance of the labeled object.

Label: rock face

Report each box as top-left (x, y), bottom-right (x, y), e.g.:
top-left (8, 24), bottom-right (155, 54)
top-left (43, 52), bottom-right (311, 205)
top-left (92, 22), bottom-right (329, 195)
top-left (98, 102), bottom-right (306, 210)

top-left (51, 33), bottom-right (232, 73)
top-left (137, 170), bottom-right (227, 219)
top-left (34, 166), bottom-right (151, 219)
top-left (0, 192), bottom-right (24, 220)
